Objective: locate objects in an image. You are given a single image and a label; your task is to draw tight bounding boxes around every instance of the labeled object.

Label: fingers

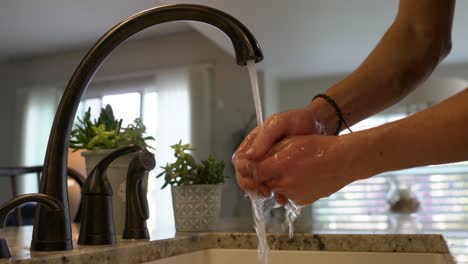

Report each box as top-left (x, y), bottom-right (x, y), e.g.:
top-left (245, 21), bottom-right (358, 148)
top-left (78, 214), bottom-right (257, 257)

top-left (232, 128), bottom-right (258, 187)
top-left (233, 126), bottom-right (287, 191)
top-left (232, 128), bottom-right (258, 168)
top-left (233, 157), bottom-right (256, 179)
top-left (235, 159), bottom-right (258, 192)
top-left (234, 127), bottom-right (258, 154)
top-left (245, 114), bottom-right (288, 160)
top-left (237, 176), bottom-right (271, 198)
top-left (235, 156), bottom-right (272, 197)
top-left (254, 140), bottom-right (293, 182)
top-left (258, 184), bottom-right (272, 198)
top-left (237, 174), bottom-right (257, 190)
top-left (274, 193), bottom-right (288, 206)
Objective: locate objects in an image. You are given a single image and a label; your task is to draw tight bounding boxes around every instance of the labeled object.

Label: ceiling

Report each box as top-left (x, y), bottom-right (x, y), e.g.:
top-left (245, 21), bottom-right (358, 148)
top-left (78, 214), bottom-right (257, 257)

top-left (2, 0), bottom-right (468, 78)
top-left (0, 0), bottom-right (192, 60)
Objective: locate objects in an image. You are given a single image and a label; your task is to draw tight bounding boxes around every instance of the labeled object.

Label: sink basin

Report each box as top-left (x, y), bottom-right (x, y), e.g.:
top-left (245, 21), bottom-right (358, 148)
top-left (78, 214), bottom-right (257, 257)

top-left (148, 249), bottom-right (450, 264)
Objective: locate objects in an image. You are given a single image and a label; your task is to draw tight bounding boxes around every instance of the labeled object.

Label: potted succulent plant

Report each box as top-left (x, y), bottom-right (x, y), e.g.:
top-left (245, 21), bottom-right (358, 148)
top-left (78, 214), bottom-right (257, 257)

top-left (70, 104), bottom-right (154, 233)
top-left (157, 141), bottom-right (227, 232)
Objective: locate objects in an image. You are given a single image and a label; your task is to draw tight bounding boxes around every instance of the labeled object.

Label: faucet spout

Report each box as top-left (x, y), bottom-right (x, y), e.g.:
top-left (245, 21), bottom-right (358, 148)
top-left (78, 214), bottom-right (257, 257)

top-left (32, 4), bottom-right (263, 251)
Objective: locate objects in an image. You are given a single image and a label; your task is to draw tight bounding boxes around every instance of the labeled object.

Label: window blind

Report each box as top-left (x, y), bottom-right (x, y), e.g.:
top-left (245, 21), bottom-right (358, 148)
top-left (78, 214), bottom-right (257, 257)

top-left (313, 169), bottom-right (468, 263)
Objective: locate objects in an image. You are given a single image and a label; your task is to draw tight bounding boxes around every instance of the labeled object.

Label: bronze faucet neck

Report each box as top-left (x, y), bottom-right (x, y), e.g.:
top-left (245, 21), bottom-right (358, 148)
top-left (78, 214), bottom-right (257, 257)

top-left (32, 4), bottom-right (263, 251)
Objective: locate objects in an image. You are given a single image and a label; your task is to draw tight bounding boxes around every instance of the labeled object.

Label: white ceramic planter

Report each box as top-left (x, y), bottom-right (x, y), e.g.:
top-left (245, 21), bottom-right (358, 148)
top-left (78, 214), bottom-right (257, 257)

top-left (171, 184), bottom-right (223, 232)
top-left (81, 149), bottom-right (148, 235)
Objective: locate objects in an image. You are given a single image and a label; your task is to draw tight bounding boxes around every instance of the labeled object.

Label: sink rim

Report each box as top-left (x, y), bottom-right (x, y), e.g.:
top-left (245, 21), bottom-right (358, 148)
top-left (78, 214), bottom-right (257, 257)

top-left (146, 248), bottom-right (453, 264)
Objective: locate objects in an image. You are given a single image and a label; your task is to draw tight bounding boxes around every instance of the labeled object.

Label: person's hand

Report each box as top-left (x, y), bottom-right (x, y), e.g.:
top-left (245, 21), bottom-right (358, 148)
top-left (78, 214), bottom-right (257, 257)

top-left (232, 106), bottom-right (329, 197)
top-left (255, 134), bottom-right (367, 205)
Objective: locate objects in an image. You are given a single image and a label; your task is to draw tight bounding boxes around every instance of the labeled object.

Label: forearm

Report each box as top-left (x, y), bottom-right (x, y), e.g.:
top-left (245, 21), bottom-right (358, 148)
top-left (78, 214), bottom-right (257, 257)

top-left (307, 0), bottom-right (454, 135)
top-left (349, 88), bottom-right (468, 179)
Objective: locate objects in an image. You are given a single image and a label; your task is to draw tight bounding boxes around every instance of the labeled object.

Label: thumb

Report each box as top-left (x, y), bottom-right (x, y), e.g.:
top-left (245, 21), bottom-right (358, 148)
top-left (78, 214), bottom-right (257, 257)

top-left (245, 117), bottom-right (287, 160)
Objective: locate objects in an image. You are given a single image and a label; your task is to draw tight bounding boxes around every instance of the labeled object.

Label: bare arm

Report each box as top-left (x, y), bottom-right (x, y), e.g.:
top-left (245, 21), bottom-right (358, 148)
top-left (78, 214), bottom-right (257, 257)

top-left (350, 88), bottom-right (468, 178)
top-left (234, 0), bottom-right (456, 198)
top-left (241, 0), bottom-right (455, 160)
top-left (251, 87), bottom-right (468, 205)
top-left (311, 0), bottom-right (455, 135)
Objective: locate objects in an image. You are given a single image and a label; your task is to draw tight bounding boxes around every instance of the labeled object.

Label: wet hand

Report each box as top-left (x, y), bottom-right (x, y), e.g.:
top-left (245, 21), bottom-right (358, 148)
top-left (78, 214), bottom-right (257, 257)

top-left (254, 135), bottom-right (363, 206)
top-left (233, 106), bottom-right (325, 196)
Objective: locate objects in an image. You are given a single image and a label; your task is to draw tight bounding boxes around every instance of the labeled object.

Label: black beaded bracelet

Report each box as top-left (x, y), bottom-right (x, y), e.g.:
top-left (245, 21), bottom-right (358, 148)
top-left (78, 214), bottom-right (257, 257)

top-left (312, 94), bottom-right (353, 135)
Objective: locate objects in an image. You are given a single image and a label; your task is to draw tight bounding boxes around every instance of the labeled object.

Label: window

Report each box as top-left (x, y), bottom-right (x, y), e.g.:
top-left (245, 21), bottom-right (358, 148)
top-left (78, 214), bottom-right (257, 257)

top-left (76, 79), bottom-right (176, 236)
top-left (74, 68), bottom-right (211, 238)
top-left (20, 86), bottom-right (62, 194)
top-left (21, 66), bottom-right (212, 238)
top-left (77, 92), bottom-right (142, 126)
top-left (313, 111), bottom-right (468, 263)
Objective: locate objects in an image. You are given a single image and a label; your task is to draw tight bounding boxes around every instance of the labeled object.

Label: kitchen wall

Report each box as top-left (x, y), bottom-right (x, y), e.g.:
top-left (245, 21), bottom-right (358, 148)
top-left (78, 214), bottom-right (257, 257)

top-left (4, 27), bottom-right (466, 218)
top-left (434, 62), bottom-right (468, 78)
top-left (0, 30), bottom-right (262, 217)
top-left (277, 75), bottom-right (341, 112)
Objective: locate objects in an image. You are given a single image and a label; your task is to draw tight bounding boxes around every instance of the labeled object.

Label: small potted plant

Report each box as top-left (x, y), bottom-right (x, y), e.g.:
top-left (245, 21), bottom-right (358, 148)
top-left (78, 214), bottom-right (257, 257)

top-left (157, 141), bottom-right (227, 232)
top-left (70, 104), bottom-right (154, 233)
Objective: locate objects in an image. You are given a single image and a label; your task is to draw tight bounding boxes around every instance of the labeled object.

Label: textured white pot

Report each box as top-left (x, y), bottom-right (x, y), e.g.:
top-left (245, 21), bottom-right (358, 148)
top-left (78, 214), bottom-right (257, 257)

top-left (81, 149), bottom-right (148, 235)
top-left (171, 184), bottom-right (223, 232)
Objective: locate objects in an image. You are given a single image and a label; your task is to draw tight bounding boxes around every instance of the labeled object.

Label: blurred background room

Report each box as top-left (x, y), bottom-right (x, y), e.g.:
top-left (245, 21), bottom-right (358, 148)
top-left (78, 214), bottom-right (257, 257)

top-left (1, 0), bottom-right (468, 261)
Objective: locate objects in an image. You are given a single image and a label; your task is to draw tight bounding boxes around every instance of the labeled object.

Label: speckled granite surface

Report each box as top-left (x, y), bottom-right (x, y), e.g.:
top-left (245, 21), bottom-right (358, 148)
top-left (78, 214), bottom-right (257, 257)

top-left (0, 225), bottom-right (453, 263)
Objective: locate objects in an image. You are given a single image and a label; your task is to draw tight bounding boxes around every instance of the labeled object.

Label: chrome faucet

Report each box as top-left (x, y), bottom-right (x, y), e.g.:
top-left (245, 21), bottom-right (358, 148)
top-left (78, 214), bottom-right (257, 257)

top-left (31, 4), bottom-right (263, 251)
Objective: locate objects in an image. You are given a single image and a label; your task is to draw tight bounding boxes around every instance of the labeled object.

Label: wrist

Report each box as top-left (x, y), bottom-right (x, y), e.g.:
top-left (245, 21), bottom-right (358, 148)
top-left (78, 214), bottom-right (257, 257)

top-left (307, 92), bottom-right (355, 135)
top-left (340, 130), bottom-right (383, 182)
top-left (305, 97), bottom-right (340, 135)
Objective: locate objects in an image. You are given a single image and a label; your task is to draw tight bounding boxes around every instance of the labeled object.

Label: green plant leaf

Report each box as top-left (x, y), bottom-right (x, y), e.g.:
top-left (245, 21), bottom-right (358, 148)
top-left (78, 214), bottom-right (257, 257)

top-left (69, 104), bottom-right (155, 151)
top-left (157, 141), bottom-right (227, 189)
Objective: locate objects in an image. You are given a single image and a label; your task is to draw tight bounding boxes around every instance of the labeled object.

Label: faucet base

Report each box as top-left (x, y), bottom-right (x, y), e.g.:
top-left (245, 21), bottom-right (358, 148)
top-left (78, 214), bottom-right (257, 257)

top-left (122, 228), bottom-right (150, 240)
top-left (0, 239), bottom-right (11, 259)
top-left (31, 206), bottom-right (73, 251)
top-left (78, 235), bottom-right (116, 246)
top-left (30, 240), bottom-right (73, 252)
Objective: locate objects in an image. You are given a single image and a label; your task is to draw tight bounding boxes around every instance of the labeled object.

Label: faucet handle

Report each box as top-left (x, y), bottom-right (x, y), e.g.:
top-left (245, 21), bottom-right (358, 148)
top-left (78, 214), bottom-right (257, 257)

top-left (123, 149), bottom-right (155, 239)
top-left (78, 144), bottom-right (144, 245)
top-left (0, 194), bottom-right (62, 259)
top-left (138, 148), bottom-right (156, 171)
top-left (136, 149), bottom-right (155, 220)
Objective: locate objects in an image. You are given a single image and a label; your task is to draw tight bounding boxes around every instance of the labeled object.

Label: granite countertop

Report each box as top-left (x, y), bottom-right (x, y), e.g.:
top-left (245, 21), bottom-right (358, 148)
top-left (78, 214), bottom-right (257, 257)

top-left (0, 224), bottom-right (453, 264)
